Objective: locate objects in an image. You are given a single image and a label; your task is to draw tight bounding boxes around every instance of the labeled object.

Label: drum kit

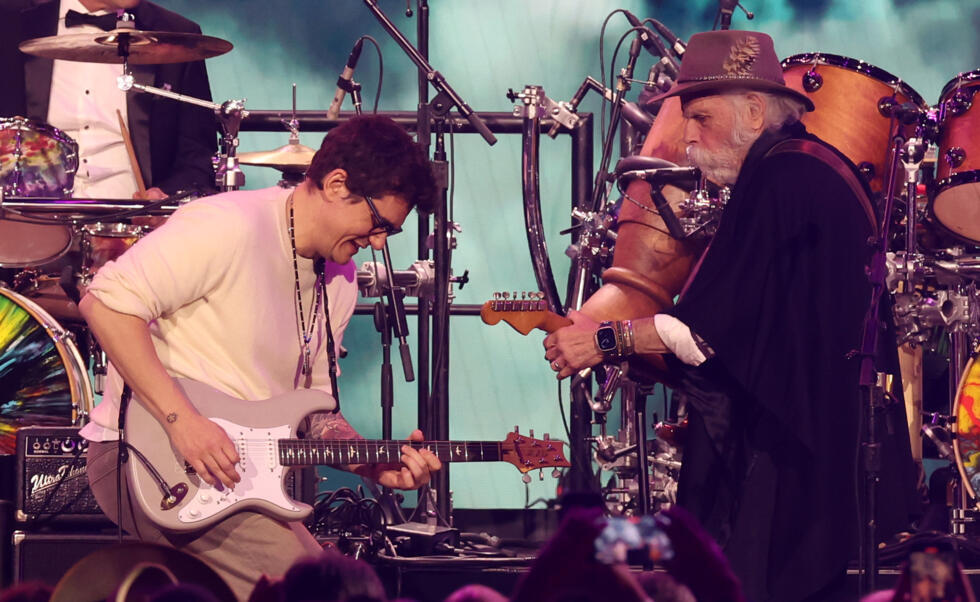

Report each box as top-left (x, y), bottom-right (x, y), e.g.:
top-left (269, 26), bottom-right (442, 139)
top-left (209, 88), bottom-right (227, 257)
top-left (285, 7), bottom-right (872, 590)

top-left (0, 21), bottom-right (311, 455)
top-left (764, 56), bottom-right (980, 527)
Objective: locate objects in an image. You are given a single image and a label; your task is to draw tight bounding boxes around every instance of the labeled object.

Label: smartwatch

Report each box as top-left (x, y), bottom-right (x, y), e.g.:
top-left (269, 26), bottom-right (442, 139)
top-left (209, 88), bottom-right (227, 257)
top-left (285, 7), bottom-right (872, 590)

top-left (594, 321), bottom-right (619, 358)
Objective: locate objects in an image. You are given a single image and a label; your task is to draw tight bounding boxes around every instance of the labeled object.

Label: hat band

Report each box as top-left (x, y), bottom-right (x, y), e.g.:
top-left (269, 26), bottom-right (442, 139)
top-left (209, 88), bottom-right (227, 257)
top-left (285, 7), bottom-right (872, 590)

top-left (682, 74), bottom-right (779, 82)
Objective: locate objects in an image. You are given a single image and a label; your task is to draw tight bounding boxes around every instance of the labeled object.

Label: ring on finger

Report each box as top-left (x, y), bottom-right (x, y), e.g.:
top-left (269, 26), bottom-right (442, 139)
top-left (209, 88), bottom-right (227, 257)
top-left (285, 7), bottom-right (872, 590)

top-left (551, 360), bottom-right (561, 371)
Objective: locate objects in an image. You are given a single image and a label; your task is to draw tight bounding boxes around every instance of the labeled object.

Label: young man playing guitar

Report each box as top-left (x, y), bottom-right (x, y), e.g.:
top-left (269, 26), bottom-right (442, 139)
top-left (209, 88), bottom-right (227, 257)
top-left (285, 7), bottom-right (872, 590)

top-left (78, 115), bottom-right (440, 599)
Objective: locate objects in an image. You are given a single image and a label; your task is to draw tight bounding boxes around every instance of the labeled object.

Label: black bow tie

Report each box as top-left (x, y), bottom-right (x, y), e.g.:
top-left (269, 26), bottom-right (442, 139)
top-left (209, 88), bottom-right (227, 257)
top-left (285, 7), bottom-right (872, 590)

top-left (64, 9), bottom-right (120, 32)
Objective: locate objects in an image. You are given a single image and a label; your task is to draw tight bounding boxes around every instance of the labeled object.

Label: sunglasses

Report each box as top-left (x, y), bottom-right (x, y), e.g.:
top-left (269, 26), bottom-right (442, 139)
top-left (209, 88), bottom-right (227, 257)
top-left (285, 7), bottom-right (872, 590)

top-left (364, 195), bottom-right (403, 237)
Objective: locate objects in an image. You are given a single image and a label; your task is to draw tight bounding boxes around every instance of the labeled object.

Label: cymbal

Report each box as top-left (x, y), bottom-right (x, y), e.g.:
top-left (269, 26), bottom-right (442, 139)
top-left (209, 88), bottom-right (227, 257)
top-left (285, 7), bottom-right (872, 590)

top-left (19, 29), bottom-right (233, 64)
top-left (238, 143), bottom-right (317, 171)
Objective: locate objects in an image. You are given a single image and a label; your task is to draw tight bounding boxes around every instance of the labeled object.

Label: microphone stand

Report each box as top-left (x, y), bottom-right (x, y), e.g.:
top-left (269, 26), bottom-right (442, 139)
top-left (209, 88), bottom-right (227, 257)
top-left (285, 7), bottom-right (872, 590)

top-left (587, 35), bottom-right (642, 214)
top-left (370, 294), bottom-right (409, 525)
top-left (362, 0), bottom-right (494, 524)
top-left (856, 132), bottom-right (906, 595)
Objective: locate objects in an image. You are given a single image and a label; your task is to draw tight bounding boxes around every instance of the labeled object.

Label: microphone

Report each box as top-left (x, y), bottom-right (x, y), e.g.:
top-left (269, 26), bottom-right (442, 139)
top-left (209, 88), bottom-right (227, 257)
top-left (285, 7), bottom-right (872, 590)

top-left (646, 19), bottom-right (685, 59)
top-left (357, 260), bottom-right (437, 299)
top-left (617, 167), bottom-right (701, 186)
top-left (615, 156), bottom-right (699, 240)
top-left (623, 11), bottom-right (670, 59)
top-left (326, 38), bottom-right (365, 119)
top-left (623, 11), bottom-right (679, 76)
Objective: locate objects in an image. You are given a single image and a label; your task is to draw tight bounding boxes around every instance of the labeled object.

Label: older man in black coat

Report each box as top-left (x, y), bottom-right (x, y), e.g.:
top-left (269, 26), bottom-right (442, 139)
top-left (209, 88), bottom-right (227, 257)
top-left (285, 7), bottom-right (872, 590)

top-left (545, 30), bottom-right (918, 602)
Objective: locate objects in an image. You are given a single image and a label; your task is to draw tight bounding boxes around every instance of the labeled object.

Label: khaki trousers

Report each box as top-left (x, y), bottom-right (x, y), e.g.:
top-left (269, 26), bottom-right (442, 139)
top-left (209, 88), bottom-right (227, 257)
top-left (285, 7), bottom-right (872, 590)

top-left (86, 440), bottom-right (322, 601)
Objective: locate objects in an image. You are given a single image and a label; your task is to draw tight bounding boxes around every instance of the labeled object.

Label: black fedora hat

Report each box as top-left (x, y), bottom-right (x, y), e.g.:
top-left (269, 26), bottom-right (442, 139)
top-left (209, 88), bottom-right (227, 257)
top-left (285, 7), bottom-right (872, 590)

top-left (650, 30), bottom-right (814, 111)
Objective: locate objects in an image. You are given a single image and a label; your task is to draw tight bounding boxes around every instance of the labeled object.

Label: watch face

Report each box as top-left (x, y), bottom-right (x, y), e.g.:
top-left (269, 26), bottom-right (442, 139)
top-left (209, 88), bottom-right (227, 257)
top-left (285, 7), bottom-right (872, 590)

top-left (596, 326), bottom-right (618, 352)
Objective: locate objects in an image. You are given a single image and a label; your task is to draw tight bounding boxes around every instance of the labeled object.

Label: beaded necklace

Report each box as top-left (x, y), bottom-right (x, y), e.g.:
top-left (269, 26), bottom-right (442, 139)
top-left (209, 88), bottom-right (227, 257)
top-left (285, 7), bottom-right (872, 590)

top-left (287, 194), bottom-right (340, 409)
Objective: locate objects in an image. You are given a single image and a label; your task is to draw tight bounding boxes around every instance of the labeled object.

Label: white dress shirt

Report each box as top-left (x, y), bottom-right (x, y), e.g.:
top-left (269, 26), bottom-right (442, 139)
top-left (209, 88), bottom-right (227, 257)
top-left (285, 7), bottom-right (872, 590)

top-left (46, 0), bottom-right (138, 199)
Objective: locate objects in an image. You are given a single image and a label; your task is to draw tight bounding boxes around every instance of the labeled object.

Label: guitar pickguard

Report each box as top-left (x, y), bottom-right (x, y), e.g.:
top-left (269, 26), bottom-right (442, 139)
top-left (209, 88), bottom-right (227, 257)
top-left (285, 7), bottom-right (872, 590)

top-left (177, 420), bottom-right (303, 526)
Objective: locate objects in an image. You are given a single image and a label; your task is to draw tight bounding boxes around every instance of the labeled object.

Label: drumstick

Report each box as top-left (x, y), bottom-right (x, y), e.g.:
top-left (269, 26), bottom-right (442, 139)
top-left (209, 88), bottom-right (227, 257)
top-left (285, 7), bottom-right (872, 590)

top-left (116, 109), bottom-right (147, 195)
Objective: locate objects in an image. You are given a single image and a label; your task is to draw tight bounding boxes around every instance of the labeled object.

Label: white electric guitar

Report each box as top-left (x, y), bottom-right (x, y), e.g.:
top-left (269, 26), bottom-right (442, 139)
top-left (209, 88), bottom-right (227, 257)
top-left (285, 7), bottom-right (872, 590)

top-left (124, 379), bottom-right (570, 532)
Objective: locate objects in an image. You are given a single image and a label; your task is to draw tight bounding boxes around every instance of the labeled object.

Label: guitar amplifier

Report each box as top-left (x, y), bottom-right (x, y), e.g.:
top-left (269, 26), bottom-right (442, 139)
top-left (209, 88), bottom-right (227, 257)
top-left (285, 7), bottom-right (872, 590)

top-left (14, 426), bottom-right (107, 524)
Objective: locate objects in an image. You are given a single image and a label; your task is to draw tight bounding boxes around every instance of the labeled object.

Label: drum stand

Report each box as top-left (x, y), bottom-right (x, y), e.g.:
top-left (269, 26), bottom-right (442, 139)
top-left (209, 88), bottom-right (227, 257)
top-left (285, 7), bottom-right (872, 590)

top-left (588, 366), bottom-right (681, 517)
top-left (115, 48), bottom-right (248, 192)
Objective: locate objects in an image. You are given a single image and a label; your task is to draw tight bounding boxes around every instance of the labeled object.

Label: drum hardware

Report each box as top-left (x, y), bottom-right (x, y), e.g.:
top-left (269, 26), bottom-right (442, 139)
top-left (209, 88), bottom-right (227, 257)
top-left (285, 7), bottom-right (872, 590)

top-left (717, 0), bottom-right (754, 30)
top-left (357, 260), bottom-right (441, 300)
top-left (510, 84), bottom-right (565, 314)
top-left (563, 207), bottom-right (616, 264)
top-left (923, 418), bottom-right (955, 460)
top-left (676, 184), bottom-right (729, 239)
top-left (238, 85), bottom-right (315, 188)
top-left (587, 370), bottom-right (679, 516)
top-left (801, 68), bottom-right (822, 93)
top-left (614, 156), bottom-right (726, 241)
top-left (119, 72), bottom-right (249, 192)
top-left (543, 76), bottom-right (654, 138)
top-left (0, 196), bottom-right (186, 216)
top-left (22, 19), bottom-right (248, 193)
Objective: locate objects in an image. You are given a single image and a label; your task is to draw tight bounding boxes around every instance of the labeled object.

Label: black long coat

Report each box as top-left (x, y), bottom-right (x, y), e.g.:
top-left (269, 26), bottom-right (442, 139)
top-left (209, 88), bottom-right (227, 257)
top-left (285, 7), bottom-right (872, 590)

top-left (668, 122), bottom-right (917, 601)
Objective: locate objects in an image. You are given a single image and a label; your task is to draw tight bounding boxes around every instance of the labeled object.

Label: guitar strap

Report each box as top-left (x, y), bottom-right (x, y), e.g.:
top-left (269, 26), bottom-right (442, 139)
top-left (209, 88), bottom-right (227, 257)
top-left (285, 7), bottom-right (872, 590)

top-left (316, 258), bottom-right (341, 413)
top-left (764, 138), bottom-right (879, 236)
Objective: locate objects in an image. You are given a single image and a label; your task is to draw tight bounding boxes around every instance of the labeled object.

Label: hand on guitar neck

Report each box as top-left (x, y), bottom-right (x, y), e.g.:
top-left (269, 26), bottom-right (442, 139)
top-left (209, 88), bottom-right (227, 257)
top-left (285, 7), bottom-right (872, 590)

top-left (480, 297), bottom-right (605, 379)
top-left (479, 295), bottom-right (571, 335)
top-left (480, 294), bottom-right (672, 381)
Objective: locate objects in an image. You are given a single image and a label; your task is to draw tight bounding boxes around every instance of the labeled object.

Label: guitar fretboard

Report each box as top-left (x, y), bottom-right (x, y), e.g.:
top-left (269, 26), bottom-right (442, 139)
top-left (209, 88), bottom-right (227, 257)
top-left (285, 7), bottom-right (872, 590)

top-left (278, 439), bottom-right (504, 466)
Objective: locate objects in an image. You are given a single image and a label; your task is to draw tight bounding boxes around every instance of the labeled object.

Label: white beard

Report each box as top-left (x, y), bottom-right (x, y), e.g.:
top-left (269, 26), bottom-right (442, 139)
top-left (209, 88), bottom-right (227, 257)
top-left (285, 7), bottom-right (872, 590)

top-left (686, 119), bottom-right (761, 186)
top-left (686, 143), bottom-right (743, 186)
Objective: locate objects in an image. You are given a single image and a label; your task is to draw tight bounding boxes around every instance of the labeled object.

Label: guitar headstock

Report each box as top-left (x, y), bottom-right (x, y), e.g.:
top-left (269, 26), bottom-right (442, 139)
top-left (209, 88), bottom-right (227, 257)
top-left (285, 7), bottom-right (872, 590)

top-left (500, 427), bottom-right (571, 474)
top-left (480, 291), bottom-right (572, 335)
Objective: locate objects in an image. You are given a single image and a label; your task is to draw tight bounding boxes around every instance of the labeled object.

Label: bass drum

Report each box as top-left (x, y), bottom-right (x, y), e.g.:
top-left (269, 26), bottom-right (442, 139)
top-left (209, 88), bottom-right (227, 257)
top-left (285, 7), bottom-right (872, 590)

top-left (782, 53), bottom-right (925, 196)
top-left (0, 287), bottom-right (92, 454)
top-left (954, 350), bottom-right (980, 502)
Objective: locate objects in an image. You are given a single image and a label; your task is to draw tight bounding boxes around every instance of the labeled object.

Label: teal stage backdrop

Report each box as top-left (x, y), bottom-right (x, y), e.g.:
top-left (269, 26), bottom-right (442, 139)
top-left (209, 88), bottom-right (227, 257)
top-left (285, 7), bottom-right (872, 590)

top-left (155, 0), bottom-right (977, 508)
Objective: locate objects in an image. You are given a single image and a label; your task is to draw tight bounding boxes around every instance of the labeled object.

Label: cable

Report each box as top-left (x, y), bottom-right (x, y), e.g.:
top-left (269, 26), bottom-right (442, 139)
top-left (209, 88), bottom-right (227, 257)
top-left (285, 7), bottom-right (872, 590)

top-left (357, 34), bottom-right (384, 114)
top-left (557, 379), bottom-right (571, 443)
top-left (597, 9), bottom-right (632, 144)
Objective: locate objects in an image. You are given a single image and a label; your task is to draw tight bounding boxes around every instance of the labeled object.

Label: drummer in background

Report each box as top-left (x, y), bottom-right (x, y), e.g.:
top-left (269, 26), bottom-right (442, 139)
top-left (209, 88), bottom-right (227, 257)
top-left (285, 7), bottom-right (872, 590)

top-left (0, 0), bottom-right (217, 200)
top-left (544, 30), bottom-right (919, 601)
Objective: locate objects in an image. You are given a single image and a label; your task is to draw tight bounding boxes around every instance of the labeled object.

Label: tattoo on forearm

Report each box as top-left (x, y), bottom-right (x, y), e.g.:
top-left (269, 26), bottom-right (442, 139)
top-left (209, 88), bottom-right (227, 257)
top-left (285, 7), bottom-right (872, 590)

top-left (166, 412), bottom-right (178, 423)
top-left (309, 412), bottom-right (361, 440)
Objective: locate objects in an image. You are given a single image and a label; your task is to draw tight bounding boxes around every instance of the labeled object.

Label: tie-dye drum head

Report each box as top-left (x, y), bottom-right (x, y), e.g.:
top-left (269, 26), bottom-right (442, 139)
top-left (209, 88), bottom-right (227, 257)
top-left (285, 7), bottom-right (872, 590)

top-left (0, 287), bottom-right (92, 454)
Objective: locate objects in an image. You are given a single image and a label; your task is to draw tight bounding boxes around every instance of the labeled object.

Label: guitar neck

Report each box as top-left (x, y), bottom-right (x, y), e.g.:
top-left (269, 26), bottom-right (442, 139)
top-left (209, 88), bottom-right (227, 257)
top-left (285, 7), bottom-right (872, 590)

top-left (277, 439), bottom-right (503, 466)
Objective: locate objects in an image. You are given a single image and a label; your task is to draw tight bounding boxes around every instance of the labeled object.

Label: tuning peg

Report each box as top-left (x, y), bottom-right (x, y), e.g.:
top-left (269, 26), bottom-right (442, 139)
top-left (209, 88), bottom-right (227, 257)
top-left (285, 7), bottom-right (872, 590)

top-left (543, 433), bottom-right (550, 440)
top-left (529, 429), bottom-right (534, 438)
top-left (539, 468), bottom-right (544, 481)
top-left (552, 468), bottom-right (562, 478)
top-left (513, 425), bottom-right (519, 433)
top-left (522, 473), bottom-right (532, 484)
